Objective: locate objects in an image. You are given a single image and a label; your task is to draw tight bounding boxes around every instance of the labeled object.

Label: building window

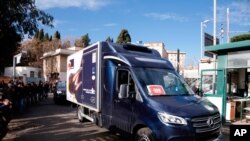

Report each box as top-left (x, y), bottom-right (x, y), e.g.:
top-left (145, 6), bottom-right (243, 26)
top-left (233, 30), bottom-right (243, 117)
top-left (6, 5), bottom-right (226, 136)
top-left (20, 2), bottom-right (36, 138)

top-left (30, 71), bottom-right (34, 78)
top-left (38, 71), bottom-right (42, 78)
top-left (228, 50), bottom-right (250, 68)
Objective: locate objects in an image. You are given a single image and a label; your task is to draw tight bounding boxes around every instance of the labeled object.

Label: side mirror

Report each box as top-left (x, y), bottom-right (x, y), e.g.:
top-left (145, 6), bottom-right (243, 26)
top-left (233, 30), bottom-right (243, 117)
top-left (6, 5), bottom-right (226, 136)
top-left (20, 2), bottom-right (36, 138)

top-left (119, 84), bottom-right (128, 99)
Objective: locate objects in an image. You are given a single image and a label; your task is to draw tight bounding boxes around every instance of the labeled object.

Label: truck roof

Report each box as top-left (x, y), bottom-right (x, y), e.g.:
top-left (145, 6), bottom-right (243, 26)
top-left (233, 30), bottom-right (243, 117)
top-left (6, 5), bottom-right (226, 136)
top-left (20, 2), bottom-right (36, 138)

top-left (102, 42), bottom-right (175, 69)
top-left (68, 41), bottom-right (175, 70)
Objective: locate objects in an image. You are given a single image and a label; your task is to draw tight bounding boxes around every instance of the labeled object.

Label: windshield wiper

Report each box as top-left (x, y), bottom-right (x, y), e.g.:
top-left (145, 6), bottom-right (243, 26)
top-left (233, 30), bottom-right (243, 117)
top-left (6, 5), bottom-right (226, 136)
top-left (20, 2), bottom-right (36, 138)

top-left (181, 93), bottom-right (193, 96)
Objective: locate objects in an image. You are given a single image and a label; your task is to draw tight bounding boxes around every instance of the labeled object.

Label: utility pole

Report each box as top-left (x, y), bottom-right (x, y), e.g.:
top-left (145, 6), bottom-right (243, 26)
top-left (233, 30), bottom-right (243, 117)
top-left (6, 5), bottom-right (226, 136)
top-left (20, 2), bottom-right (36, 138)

top-left (177, 49), bottom-right (180, 74)
top-left (213, 0), bottom-right (217, 46)
top-left (227, 8), bottom-right (230, 43)
top-left (212, 0), bottom-right (217, 94)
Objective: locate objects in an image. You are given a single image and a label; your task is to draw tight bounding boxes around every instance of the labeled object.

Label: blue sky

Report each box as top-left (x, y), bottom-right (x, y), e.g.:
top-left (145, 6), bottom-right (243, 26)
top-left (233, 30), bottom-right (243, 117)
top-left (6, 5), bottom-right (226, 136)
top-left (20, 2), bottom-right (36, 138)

top-left (35, 0), bottom-right (250, 66)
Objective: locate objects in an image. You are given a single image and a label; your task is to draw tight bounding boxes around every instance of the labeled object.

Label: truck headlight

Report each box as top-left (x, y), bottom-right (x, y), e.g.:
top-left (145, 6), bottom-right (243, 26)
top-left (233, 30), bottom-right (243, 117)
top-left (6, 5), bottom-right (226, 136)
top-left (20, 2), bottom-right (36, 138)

top-left (158, 112), bottom-right (187, 125)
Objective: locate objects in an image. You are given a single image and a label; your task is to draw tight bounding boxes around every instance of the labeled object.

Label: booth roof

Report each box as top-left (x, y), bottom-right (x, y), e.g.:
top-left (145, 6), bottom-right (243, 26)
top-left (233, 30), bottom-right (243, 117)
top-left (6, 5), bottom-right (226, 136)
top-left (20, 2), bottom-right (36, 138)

top-left (205, 40), bottom-right (250, 54)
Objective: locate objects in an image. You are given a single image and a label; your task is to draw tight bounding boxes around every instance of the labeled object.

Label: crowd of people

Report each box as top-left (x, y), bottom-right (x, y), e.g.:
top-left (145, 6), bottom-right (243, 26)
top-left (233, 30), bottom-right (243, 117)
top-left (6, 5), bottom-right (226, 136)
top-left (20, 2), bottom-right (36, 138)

top-left (0, 79), bottom-right (58, 139)
top-left (0, 79), bottom-right (51, 114)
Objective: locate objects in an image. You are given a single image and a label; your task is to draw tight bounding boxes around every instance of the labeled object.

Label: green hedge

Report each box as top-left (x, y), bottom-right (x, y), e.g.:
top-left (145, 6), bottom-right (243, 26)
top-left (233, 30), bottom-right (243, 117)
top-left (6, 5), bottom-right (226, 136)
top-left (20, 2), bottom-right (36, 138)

top-left (230, 34), bottom-right (250, 42)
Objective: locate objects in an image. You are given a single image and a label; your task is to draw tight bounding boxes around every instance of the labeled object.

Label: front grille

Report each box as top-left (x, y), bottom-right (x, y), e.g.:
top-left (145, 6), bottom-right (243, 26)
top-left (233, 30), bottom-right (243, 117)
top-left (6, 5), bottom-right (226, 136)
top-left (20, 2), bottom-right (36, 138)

top-left (191, 113), bottom-right (221, 134)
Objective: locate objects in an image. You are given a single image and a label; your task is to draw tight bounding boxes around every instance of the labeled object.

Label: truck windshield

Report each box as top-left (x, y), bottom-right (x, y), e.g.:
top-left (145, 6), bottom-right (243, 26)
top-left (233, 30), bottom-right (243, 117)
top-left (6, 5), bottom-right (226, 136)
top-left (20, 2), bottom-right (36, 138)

top-left (134, 68), bottom-right (194, 96)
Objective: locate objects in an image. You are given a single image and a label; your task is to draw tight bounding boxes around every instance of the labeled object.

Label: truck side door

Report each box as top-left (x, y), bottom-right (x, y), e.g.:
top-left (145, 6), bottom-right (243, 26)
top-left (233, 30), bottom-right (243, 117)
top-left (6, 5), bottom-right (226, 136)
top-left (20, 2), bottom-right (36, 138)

top-left (112, 69), bottom-right (135, 133)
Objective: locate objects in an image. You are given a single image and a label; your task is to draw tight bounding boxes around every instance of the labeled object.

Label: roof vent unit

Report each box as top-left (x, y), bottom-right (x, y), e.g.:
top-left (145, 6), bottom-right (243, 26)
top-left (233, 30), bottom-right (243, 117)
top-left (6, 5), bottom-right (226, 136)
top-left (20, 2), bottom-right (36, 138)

top-left (123, 44), bottom-right (152, 53)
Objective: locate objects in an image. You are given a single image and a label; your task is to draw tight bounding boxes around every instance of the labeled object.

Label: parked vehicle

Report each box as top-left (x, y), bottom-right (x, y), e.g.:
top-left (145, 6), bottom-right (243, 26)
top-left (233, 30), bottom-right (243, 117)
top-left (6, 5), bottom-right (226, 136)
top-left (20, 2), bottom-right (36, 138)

top-left (67, 41), bottom-right (221, 141)
top-left (53, 81), bottom-right (67, 104)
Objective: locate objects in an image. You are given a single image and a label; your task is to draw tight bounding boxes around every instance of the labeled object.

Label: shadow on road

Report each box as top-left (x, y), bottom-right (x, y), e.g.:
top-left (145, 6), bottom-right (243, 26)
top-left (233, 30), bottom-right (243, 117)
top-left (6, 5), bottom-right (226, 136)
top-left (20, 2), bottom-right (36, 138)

top-left (3, 95), bottom-right (126, 141)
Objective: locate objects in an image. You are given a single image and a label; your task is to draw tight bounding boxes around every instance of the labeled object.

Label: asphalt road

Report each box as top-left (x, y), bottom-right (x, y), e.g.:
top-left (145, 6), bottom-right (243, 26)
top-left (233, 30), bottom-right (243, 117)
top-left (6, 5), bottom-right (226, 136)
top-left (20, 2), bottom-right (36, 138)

top-left (2, 95), bottom-right (126, 141)
top-left (2, 94), bottom-right (230, 141)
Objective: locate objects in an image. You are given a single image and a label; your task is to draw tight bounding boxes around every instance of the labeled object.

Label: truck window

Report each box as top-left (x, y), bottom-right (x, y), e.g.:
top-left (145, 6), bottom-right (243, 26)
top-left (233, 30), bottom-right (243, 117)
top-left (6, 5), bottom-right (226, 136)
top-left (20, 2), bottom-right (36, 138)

top-left (117, 69), bottom-right (136, 98)
top-left (117, 70), bottom-right (129, 89)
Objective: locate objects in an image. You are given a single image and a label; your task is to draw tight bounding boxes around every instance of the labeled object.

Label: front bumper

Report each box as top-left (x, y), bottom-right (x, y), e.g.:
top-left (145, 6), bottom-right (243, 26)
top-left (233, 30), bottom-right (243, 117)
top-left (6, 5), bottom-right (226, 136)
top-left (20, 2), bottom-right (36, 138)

top-left (151, 118), bottom-right (221, 141)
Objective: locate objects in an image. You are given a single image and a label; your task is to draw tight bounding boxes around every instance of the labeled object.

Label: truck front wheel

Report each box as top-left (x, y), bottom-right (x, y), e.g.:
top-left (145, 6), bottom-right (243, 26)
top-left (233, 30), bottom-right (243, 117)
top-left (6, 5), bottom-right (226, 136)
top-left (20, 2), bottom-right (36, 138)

top-left (135, 127), bottom-right (156, 141)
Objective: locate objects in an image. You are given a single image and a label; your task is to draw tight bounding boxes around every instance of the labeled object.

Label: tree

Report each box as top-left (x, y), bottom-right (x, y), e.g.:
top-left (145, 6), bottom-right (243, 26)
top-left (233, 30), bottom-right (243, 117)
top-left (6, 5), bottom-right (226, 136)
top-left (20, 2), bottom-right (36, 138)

top-left (38, 29), bottom-right (45, 41)
top-left (230, 34), bottom-right (250, 42)
top-left (106, 36), bottom-right (113, 42)
top-left (44, 33), bottom-right (50, 41)
top-left (62, 40), bottom-right (71, 48)
top-left (0, 0), bottom-right (53, 71)
top-left (53, 31), bottom-right (61, 40)
top-left (34, 30), bottom-right (39, 39)
top-left (81, 33), bottom-right (91, 47)
top-left (116, 29), bottom-right (131, 44)
top-left (74, 39), bottom-right (83, 47)
top-left (49, 35), bottom-right (52, 41)
top-left (20, 36), bottom-right (63, 68)
top-left (21, 40), bottom-right (44, 67)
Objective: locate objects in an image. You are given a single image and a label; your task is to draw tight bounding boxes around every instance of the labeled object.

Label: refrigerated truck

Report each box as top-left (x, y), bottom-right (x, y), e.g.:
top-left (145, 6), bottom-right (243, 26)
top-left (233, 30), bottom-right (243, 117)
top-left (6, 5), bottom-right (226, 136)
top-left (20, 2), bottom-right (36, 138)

top-left (66, 41), bottom-right (221, 141)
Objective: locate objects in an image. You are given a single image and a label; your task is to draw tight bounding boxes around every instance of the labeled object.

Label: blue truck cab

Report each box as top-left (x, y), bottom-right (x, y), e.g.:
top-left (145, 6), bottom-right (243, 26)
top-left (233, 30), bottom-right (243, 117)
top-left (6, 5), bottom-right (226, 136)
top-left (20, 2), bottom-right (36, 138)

top-left (66, 41), bottom-right (221, 141)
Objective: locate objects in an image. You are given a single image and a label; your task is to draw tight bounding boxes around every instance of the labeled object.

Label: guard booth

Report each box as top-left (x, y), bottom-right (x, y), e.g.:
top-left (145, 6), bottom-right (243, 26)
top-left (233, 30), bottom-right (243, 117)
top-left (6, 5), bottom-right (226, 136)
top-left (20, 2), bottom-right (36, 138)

top-left (201, 40), bottom-right (250, 123)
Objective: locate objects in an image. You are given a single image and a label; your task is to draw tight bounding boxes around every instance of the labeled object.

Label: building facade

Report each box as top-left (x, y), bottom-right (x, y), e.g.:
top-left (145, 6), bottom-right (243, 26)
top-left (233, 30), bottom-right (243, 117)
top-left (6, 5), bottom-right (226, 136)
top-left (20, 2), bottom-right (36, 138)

top-left (143, 42), bottom-right (168, 58)
top-left (143, 42), bottom-right (186, 74)
top-left (167, 51), bottom-right (186, 74)
top-left (41, 47), bottom-right (81, 82)
top-left (4, 66), bottom-right (43, 83)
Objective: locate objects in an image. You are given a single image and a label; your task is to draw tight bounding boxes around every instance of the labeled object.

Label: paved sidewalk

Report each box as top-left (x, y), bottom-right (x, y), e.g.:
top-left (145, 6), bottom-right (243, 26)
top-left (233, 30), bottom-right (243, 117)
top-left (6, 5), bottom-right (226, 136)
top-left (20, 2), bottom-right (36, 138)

top-left (217, 124), bottom-right (230, 141)
top-left (217, 119), bottom-right (250, 141)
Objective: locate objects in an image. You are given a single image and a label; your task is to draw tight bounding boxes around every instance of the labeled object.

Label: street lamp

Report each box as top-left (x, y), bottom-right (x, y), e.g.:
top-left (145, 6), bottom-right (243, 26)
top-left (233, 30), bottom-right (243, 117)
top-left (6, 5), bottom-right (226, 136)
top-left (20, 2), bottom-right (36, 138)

top-left (200, 20), bottom-right (210, 59)
top-left (217, 24), bottom-right (225, 43)
top-left (213, 0), bottom-right (217, 46)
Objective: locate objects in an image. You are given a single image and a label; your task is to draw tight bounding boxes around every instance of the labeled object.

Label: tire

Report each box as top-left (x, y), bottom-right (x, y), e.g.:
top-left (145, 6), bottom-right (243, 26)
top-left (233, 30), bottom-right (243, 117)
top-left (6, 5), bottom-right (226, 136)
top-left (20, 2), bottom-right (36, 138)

top-left (135, 127), bottom-right (156, 141)
top-left (77, 106), bottom-right (84, 122)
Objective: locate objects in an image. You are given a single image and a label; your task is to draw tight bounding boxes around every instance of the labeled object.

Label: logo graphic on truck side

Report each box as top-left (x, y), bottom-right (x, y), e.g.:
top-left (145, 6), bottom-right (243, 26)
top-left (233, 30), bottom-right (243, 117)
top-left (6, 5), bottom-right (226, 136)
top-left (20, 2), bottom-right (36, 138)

top-left (83, 88), bottom-right (95, 95)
